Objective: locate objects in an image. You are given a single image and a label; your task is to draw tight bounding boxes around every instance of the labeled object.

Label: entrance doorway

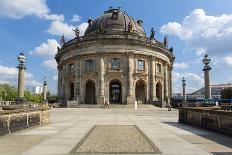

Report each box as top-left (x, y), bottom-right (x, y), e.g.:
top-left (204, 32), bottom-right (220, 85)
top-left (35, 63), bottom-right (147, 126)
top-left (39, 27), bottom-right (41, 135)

top-left (156, 82), bottom-right (162, 101)
top-left (109, 80), bottom-right (122, 104)
top-left (85, 80), bottom-right (96, 104)
top-left (69, 82), bottom-right (74, 100)
top-left (135, 80), bottom-right (146, 103)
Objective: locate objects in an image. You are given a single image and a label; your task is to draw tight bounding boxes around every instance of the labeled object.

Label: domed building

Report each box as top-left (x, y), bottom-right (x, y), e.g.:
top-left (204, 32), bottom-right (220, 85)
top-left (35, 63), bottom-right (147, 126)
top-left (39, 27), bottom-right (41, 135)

top-left (55, 7), bottom-right (175, 107)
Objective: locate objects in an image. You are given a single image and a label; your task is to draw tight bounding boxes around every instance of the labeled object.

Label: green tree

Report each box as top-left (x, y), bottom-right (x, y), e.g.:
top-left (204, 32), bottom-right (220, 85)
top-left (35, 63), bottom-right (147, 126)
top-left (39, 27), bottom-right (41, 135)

top-left (0, 84), bottom-right (43, 103)
top-left (0, 84), bottom-right (17, 101)
top-left (221, 88), bottom-right (232, 99)
top-left (24, 90), bottom-right (43, 103)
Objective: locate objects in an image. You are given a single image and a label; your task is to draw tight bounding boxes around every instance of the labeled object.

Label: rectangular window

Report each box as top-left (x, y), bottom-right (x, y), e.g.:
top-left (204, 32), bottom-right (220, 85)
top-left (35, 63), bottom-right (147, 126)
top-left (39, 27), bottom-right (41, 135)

top-left (85, 60), bottom-right (94, 71)
top-left (137, 60), bottom-right (145, 71)
top-left (157, 64), bottom-right (161, 73)
top-left (69, 63), bottom-right (74, 73)
top-left (111, 58), bottom-right (120, 69)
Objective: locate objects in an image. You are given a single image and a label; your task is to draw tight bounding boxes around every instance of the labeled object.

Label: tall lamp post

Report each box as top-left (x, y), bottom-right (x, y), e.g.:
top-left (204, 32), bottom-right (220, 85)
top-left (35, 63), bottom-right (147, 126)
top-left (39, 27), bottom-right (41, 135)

top-left (43, 77), bottom-right (48, 103)
top-left (203, 54), bottom-right (212, 99)
top-left (182, 77), bottom-right (187, 104)
top-left (16, 52), bottom-right (26, 104)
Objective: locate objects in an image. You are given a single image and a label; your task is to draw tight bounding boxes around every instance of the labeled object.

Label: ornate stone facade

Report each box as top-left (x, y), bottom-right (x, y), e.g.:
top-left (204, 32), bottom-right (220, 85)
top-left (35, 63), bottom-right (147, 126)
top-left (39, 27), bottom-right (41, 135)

top-left (55, 8), bottom-right (175, 107)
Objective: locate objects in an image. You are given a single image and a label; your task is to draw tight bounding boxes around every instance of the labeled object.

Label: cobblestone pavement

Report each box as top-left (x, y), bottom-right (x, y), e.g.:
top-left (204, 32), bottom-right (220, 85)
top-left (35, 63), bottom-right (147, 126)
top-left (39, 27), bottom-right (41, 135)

top-left (72, 125), bottom-right (160, 154)
top-left (0, 105), bottom-right (231, 155)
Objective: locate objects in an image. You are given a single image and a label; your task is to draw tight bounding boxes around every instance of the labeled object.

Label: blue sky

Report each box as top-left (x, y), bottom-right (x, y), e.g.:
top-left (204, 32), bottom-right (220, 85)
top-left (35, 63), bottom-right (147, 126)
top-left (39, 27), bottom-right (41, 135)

top-left (0, 0), bottom-right (232, 94)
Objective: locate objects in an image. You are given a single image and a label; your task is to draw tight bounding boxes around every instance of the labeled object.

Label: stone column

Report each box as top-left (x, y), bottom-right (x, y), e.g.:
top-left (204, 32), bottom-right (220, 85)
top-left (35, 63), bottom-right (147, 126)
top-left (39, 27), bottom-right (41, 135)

top-left (127, 52), bottom-right (135, 104)
top-left (18, 67), bottom-right (25, 98)
top-left (163, 63), bottom-right (169, 107)
top-left (75, 57), bottom-right (80, 104)
top-left (43, 78), bottom-right (47, 101)
top-left (202, 54), bottom-right (212, 99)
top-left (182, 77), bottom-right (186, 103)
top-left (98, 56), bottom-right (105, 104)
top-left (169, 68), bottom-right (173, 99)
top-left (149, 56), bottom-right (156, 103)
top-left (16, 53), bottom-right (26, 104)
top-left (57, 66), bottom-right (62, 102)
top-left (204, 70), bottom-right (211, 99)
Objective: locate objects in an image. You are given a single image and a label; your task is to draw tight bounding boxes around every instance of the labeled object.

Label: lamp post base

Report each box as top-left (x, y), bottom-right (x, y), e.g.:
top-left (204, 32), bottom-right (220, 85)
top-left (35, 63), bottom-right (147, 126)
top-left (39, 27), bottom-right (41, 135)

top-left (15, 97), bottom-right (29, 106)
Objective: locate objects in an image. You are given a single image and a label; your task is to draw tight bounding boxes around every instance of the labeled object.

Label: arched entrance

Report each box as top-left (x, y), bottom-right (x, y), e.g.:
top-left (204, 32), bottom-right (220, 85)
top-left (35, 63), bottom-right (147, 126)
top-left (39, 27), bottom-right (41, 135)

top-left (109, 80), bottom-right (122, 104)
top-left (156, 82), bottom-right (162, 101)
top-left (85, 80), bottom-right (96, 104)
top-left (69, 82), bottom-right (74, 100)
top-left (135, 80), bottom-right (146, 103)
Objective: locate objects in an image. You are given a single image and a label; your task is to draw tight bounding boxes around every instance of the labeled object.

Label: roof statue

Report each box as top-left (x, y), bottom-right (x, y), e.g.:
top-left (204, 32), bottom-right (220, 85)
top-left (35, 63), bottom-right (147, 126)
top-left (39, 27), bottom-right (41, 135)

top-left (163, 36), bottom-right (168, 47)
top-left (73, 26), bottom-right (80, 37)
top-left (99, 19), bottom-right (104, 33)
top-left (128, 21), bottom-right (133, 33)
top-left (169, 47), bottom-right (173, 53)
top-left (60, 34), bottom-right (66, 46)
top-left (150, 27), bottom-right (155, 41)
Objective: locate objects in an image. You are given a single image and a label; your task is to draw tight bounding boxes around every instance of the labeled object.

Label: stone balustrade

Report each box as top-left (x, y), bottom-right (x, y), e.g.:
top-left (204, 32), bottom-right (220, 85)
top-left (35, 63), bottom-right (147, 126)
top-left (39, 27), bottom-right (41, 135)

top-left (0, 107), bottom-right (50, 136)
top-left (179, 107), bottom-right (232, 136)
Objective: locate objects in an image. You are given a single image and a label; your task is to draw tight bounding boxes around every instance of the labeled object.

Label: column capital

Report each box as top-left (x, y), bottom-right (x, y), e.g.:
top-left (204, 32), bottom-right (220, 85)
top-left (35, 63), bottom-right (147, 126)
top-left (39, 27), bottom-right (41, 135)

top-left (149, 55), bottom-right (156, 61)
top-left (126, 51), bottom-right (134, 56)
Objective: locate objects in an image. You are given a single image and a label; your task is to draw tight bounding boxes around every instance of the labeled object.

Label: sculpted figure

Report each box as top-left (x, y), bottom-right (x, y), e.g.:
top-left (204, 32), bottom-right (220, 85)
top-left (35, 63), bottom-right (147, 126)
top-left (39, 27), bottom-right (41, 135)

top-left (73, 26), bottom-right (80, 37)
top-left (128, 21), bottom-right (133, 33)
top-left (150, 27), bottom-right (155, 41)
top-left (99, 19), bottom-right (104, 33)
top-left (164, 36), bottom-right (168, 47)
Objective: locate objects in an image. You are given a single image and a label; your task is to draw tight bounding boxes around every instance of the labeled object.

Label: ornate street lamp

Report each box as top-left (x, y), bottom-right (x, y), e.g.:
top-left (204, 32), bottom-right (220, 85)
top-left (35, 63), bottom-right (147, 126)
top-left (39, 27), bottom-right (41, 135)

top-left (16, 52), bottom-right (26, 104)
top-left (182, 77), bottom-right (187, 103)
top-left (43, 77), bottom-right (47, 100)
top-left (42, 76), bottom-right (48, 106)
top-left (202, 54), bottom-right (212, 99)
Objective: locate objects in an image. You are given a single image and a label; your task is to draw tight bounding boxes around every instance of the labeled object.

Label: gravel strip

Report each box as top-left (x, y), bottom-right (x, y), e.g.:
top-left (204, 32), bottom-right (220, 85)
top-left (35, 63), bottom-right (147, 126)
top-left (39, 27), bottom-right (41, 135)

top-left (70, 125), bottom-right (160, 154)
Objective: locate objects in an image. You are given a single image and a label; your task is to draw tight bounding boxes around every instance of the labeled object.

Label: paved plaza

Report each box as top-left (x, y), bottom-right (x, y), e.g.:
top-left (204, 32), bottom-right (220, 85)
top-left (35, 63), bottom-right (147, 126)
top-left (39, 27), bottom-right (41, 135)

top-left (0, 105), bottom-right (231, 155)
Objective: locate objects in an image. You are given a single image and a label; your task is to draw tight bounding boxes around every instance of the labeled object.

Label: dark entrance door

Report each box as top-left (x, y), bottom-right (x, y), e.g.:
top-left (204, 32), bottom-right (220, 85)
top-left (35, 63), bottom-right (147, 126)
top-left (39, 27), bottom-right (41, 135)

top-left (135, 80), bottom-right (146, 103)
top-left (85, 80), bottom-right (96, 104)
top-left (69, 82), bottom-right (74, 100)
top-left (110, 81), bottom-right (121, 104)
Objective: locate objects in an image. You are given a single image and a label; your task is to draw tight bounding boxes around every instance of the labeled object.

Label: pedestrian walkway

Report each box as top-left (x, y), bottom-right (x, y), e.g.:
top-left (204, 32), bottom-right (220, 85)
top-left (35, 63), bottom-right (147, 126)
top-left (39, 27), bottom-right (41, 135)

top-left (0, 105), bottom-right (231, 155)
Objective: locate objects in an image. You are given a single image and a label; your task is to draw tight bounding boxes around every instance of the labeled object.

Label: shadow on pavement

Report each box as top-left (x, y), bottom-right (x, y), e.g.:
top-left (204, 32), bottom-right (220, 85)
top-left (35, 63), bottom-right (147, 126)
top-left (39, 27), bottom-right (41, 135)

top-left (162, 121), bottom-right (232, 154)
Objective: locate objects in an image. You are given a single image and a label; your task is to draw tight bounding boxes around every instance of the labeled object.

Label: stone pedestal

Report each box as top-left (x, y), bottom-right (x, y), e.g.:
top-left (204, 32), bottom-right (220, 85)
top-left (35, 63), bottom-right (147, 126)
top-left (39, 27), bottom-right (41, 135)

top-left (67, 101), bottom-right (78, 108)
top-left (127, 96), bottom-right (135, 104)
top-left (98, 96), bottom-right (105, 105)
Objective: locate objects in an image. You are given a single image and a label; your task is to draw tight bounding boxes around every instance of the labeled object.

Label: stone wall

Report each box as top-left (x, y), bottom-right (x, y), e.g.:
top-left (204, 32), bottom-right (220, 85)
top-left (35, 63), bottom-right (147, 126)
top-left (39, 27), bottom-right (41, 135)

top-left (179, 107), bottom-right (232, 136)
top-left (0, 107), bottom-right (50, 136)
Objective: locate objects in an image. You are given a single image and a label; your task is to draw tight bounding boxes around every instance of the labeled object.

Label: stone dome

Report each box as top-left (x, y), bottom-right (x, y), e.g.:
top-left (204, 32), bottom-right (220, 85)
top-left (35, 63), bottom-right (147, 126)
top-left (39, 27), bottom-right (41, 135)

top-left (84, 8), bottom-right (146, 37)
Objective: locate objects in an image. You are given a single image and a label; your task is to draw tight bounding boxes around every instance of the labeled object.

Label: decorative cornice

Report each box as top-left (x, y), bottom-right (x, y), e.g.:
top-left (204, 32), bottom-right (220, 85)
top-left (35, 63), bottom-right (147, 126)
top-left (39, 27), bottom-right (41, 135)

top-left (55, 33), bottom-right (174, 61)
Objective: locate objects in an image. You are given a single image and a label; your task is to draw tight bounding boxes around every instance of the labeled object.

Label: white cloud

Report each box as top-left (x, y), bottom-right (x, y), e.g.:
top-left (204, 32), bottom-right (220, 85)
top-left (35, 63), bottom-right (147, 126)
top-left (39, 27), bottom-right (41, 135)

top-left (173, 62), bottom-right (189, 69)
top-left (53, 75), bottom-right (58, 81)
top-left (173, 71), bottom-right (204, 93)
top-left (0, 65), bottom-right (41, 87)
top-left (42, 59), bottom-right (57, 70)
top-left (25, 80), bottom-right (42, 87)
top-left (47, 21), bottom-right (88, 39)
top-left (228, 77), bottom-right (232, 81)
top-left (47, 21), bottom-right (75, 39)
top-left (78, 22), bottom-right (89, 36)
top-left (196, 48), bottom-right (206, 56)
top-left (29, 39), bottom-right (59, 57)
top-left (42, 14), bottom-right (64, 21)
top-left (160, 9), bottom-right (232, 56)
top-left (223, 56), bottom-right (232, 67)
top-left (0, 0), bottom-right (64, 21)
top-left (72, 15), bottom-right (81, 22)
